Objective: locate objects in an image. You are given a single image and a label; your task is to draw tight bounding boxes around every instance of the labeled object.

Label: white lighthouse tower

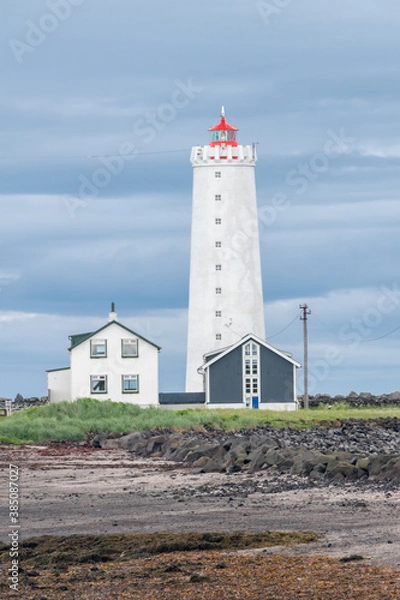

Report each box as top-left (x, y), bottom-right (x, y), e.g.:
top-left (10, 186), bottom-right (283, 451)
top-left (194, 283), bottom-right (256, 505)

top-left (186, 108), bottom-right (266, 392)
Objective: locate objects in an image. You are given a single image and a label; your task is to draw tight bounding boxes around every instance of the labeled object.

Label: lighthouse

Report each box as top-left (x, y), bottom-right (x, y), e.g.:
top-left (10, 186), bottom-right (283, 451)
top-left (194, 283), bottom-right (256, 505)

top-left (186, 108), bottom-right (266, 392)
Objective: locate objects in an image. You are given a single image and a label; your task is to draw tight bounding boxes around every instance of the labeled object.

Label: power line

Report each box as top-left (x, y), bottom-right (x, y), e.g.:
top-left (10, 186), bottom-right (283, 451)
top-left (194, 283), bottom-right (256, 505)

top-left (266, 312), bottom-right (301, 341)
top-left (359, 324), bottom-right (400, 343)
top-left (0, 148), bottom-right (191, 161)
top-left (311, 311), bottom-right (340, 336)
top-left (312, 311), bottom-right (400, 343)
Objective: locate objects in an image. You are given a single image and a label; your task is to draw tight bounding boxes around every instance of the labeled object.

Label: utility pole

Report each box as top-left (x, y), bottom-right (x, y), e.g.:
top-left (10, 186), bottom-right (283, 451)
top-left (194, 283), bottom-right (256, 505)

top-left (299, 304), bottom-right (311, 409)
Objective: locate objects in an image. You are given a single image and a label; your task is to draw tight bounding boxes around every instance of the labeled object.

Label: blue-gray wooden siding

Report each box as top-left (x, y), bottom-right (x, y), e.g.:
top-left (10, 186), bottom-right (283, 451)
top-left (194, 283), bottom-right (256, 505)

top-left (208, 343), bottom-right (295, 404)
top-left (208, 346), bottom-right (243, 403)
top-left (260, 346), bottom-right (295, 403)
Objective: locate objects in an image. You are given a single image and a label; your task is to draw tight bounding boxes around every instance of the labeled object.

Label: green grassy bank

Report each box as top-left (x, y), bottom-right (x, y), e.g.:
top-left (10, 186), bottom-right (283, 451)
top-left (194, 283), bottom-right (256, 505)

top-left (0, 398), bottom-right (399, 444)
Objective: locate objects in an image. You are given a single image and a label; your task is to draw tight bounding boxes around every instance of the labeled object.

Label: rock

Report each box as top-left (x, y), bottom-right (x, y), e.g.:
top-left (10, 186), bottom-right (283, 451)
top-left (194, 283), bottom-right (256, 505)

top-left (118, 432), bottom-right (147, 452)
top-left (101, 439), bottom-right (121, 449)
top-left (146, 435), bottom-right (168, 454)
top-left (326, 460), bottom-right (357, 479)
top-left (356, 457), bottom-right (370, 471)
top-left (388, 391), bottom-right (400, 403)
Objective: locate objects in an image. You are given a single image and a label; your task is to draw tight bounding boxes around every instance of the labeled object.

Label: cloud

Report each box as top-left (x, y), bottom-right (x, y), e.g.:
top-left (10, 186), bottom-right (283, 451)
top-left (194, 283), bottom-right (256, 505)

top-left (1, 1), bottom-right (400, 398)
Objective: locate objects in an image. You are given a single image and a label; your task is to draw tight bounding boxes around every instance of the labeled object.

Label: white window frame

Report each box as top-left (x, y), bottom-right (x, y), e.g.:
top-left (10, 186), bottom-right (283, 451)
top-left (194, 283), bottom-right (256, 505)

top-left (121, 338), bottom-right (138, 358)
top-left (216, 287), bottom-right (222, 294)
top-left (215, 194), bottom-right (221, 201)
top-left (215, 264), bottom-right (222, 271)
top-left (243, 342), bottom-right (260, 406)
top-left (215, 171), bottom-right (221, 178)
top-left (90, 375), bottom-right (107, 394)
top-left (216, 333), bottom-right (222, 340)
top-left (215, 241), bottom-right (222, 247)
top-left (215, 218), bottom-right (222, 225)
top-left (122, 374), bottom-right (139, 394)
top-left (215, 310), bottom-right (222, 317)
top-left (90, 339), bottom-right (107, 358)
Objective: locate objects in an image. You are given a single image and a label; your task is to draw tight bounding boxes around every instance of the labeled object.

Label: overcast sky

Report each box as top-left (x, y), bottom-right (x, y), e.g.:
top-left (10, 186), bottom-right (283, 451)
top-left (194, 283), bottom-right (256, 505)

top-left (1, 0), bottom-right (400, 399)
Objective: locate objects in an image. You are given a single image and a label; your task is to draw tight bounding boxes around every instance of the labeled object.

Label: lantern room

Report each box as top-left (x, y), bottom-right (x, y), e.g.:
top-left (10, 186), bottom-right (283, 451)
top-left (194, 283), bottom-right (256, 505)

top-left (209, 107), bottom-right (238, 147)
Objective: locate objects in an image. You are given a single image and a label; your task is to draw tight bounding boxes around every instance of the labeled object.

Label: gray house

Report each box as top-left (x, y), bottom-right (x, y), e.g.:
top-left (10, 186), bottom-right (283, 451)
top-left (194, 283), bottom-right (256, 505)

top-left (200, 333), bottom-right (300, 410)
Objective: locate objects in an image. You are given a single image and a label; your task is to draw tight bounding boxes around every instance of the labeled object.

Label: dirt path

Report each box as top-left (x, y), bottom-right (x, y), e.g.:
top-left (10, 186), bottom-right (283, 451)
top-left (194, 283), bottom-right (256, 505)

top-left (1, 443), bottom-right (399, 567)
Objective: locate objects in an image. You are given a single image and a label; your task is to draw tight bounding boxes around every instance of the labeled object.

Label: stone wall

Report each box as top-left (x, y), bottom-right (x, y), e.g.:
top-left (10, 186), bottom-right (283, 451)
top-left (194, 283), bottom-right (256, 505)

top-left (298, 391), bottom-right (400, 408)
top-left (0, 395), bottom-right (49, 412)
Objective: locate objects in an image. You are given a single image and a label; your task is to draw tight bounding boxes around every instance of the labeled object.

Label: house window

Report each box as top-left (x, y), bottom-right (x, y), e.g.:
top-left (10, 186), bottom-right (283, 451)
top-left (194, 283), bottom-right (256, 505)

top-left (121, 338), bottom-right (138, 358)
top-left (91, 375), bottom-right (107, 394)
top-left (91, 339), bottom-right (107, 358)
top-left (215, 264), bottom-right (221, 270)
top-left (215, 218), bottom-right (221, 225)
top-left (243, 343), bottom-right (260, 405)
top-left (215, 194), bottom-right (221, 201)
top-left (215, 171), bottom-right (221, 178)
top-left (122, 374), bottom-right (139, 393)
top-left (216, 334), bottom-right (222, 340)
top-left (216, 287), bottom-right (221, 294)
top-left (215, 241), bottom-right (221, 248)
top-left (216, 311), bottom-right (222, 317)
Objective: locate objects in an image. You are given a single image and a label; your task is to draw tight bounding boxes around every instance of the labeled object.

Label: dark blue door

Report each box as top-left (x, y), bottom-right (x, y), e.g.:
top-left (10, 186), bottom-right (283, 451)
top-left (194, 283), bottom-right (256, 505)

top-left (252, 396), bottom-right (259, 409)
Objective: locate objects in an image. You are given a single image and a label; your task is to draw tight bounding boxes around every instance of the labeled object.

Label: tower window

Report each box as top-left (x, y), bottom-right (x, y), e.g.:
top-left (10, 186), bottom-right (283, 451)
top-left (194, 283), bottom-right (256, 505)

top-left (215, 194), bottom-right (221, 201)
top-left (215, 241), bottom-right (221, 247)
top-left (216, 287), bottom-right (221, 294)
top-left (215, 218), bottom-right (221, 225)
top-left (216, 333), bottom-right (222, 340)
top-left (215, 264), bottom-right (221, 270)
top-left (215, 171), bottom-right (221, 178)
top-left (216, 311), bottom-right (222, 317)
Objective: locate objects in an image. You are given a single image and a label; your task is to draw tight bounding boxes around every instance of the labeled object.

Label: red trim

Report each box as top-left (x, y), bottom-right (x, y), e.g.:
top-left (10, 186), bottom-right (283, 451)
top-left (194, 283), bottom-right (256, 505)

top-left (209, 116), bottom-right (238, 132)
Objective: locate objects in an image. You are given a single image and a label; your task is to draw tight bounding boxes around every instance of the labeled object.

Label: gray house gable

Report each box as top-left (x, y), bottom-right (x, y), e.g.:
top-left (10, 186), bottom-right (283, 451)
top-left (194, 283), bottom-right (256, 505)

top-left (202, 333), bottom-right (301, 371)
top-left (202, 333), bottom-right (301, 407)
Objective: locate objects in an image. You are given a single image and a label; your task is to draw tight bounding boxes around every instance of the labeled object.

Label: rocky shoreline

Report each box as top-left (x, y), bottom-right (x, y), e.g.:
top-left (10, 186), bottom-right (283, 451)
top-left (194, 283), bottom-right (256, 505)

top-left (91, 417), bottom-right (400, 484)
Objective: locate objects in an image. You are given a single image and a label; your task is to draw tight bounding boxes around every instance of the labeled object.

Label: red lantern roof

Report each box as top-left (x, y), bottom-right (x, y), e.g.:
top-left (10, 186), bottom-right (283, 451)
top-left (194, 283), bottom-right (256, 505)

top-left (208, 108), bottom-right (238, 147)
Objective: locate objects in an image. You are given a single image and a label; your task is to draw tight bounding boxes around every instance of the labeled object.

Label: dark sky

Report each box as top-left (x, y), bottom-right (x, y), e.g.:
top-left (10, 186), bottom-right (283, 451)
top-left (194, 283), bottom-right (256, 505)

top-left (1, 0), bottom-right (400, 397)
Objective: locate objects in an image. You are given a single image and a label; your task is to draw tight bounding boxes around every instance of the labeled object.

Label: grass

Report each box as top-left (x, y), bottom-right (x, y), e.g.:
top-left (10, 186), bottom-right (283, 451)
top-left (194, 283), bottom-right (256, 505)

top-left (0, 398), bottom-right (399, 444)
top-left (0, 531), bottom-right (319, 569)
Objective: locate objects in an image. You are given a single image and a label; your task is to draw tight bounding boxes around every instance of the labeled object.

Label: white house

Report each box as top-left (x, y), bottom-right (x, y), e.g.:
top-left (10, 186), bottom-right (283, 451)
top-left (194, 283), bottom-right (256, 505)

top-left (47, 306), bottom-right (161, 405)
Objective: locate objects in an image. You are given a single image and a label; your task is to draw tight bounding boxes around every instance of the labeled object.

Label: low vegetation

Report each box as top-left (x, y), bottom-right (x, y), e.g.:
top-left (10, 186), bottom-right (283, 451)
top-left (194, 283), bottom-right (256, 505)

top-left (0, 398), bottom-right (399, 444)
top-left (0, 531), bottom-right (318, 569)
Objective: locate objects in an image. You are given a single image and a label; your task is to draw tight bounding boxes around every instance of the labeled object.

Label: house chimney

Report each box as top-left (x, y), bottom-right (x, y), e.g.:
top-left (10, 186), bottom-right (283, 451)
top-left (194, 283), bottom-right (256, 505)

top-left (108, 302), bottom-right (118, 322)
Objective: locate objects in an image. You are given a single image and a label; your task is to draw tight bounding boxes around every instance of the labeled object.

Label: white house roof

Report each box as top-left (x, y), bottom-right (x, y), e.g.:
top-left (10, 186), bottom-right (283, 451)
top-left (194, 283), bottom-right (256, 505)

top-left (68, 320), bottom-right (161, 352)
top-left (202, 332), bottom-right (301, 371)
